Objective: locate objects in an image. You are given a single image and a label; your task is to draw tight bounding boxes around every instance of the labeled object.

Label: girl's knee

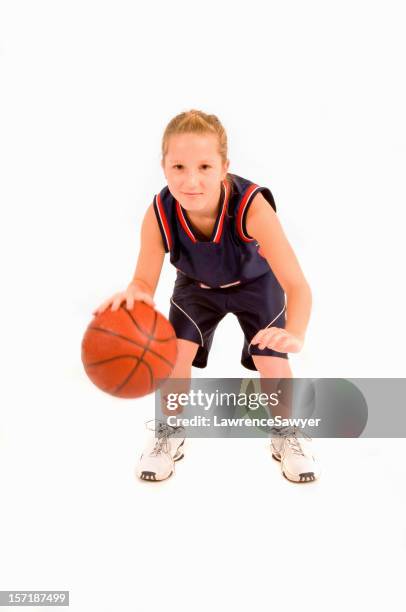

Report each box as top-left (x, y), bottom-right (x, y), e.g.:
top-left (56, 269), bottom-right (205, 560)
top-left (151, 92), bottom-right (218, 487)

top-left (252, 355), bottom-right (292, 378)
top-left (173, 338), bottom-right (199, 372)
top-left (160, 339), bottom-right (199, 415)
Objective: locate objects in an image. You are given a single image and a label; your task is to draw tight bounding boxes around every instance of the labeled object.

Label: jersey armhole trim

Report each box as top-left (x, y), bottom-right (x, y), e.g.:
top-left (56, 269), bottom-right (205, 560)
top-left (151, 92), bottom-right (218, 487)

top-left (238, 185), bottom-right (277, 242)
top-left (153, 194), bottom-right (172, 253)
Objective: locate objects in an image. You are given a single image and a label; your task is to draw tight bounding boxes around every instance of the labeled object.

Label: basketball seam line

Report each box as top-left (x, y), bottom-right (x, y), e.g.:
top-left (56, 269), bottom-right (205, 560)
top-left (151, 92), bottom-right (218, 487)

top-left (88, 326), bottom-right (175, 368)
top-left (116, 357), bottom-right (153, 396)
top-left (113, 310), bottom-right (158, 394)
top-left (86, 354), bottom-right (142, 367)
top-left (85, 355), bottom-right (153, 393)
top-left (122, 306), bottom-right (175, 342)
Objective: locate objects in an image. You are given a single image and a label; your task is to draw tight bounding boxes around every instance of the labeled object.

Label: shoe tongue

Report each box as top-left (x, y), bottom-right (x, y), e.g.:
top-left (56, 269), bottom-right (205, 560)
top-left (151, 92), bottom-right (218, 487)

top-left (271, 425), bottom-right (295, 436)
top-left (157, 425), bottom-right (170, 437)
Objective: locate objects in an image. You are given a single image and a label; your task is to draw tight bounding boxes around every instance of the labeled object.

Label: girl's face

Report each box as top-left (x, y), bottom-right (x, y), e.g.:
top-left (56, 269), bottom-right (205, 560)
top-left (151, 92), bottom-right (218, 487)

top-left (162, 132), bottom-right (230, 213)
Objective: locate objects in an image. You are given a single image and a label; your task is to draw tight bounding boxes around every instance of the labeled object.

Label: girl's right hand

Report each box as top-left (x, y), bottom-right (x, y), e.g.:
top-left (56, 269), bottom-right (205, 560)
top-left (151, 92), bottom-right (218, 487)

top-left (92, 284), bottom-right (155, 316)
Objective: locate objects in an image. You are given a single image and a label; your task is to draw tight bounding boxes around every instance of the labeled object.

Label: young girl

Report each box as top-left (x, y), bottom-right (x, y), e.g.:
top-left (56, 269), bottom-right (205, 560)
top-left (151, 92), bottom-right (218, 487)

top-left (93, 109), bottom-right (320, 484)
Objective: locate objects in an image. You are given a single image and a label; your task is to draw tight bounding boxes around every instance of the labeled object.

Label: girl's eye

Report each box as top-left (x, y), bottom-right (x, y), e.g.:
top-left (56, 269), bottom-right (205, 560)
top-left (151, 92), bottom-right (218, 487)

top-left (172, 164), bottom-right (211, 170)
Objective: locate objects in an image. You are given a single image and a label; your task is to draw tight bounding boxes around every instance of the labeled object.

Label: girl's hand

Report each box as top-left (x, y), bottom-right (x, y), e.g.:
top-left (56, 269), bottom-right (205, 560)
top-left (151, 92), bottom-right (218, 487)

top-left (92, 284), bottom-right (155, 316)
top-left (250, 327), bottom-right (304, 353)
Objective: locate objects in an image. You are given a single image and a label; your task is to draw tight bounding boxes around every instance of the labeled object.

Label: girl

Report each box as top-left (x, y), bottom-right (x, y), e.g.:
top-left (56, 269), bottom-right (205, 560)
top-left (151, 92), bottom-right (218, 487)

top-left (93, 109), bottom-right (320, 484)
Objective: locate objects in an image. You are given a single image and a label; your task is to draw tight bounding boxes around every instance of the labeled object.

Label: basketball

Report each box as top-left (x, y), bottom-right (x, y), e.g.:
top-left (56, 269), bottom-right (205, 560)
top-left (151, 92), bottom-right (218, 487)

top-left (81, 302), bottom-right (178, 399)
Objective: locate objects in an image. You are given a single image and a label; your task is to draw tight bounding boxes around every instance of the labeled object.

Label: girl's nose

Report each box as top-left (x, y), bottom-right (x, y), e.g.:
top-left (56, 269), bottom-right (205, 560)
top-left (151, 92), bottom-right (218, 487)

top-left (184, 171), bottom-right (199, 184)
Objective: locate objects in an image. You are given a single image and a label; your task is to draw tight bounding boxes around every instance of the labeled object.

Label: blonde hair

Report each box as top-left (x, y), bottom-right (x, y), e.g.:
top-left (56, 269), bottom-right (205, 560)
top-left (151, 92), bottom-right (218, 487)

top-left (161, 109), bottom-right (233, 192)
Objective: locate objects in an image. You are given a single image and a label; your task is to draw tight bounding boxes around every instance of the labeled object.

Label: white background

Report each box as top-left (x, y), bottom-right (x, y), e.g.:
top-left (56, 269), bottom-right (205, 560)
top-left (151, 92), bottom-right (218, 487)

top-left (1, 1), bottom-right (405, 610)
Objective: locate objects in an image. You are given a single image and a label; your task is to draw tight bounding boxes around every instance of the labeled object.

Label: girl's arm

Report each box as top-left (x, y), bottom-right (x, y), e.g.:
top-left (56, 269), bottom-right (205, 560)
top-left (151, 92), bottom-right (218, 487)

top-left (129, 203), bottom-right (166, 297)
top-left (245, 193), bottom-right (312, 352)
top-left (92, 204), bottom-right (166, 315)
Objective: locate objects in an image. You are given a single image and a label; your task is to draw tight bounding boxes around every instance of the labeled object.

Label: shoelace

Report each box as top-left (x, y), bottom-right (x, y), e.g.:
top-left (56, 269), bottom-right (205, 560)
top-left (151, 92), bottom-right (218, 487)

top-left (145, 420), bottom-right (183, 457)
top-left (274, 426), bottom-right (312, 457)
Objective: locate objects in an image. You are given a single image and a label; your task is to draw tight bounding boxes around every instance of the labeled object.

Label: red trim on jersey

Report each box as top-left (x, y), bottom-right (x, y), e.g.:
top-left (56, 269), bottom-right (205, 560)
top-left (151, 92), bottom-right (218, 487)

top-left (176, 201), bottom-right (197, 243)
top-left (236, 184), bottom-right (260, 242)
top-left (176, 181), bottom-right (229, 244)
top-left (156, 193), bottom-right (172, 250)
top-left (212, 180), bottom-right (230, 243)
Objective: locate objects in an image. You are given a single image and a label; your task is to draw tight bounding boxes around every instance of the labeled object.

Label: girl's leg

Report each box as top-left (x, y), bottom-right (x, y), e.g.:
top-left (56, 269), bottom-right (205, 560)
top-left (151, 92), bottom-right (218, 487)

top-left (252, 355), bottom-right (320, 482)
top-left (252, 355), bottom-right (292, 377)
top-left (252, 355), bottom-right (293, 420)
top-left (136, 339), bottom-right (199, 482)
top-left (160, 338), bottom-right (199, 416)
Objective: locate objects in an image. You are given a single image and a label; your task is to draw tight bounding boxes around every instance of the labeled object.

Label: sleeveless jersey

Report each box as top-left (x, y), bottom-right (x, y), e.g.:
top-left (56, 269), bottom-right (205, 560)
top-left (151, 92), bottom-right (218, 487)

top-left (153, 173), bottom-right (277, 288)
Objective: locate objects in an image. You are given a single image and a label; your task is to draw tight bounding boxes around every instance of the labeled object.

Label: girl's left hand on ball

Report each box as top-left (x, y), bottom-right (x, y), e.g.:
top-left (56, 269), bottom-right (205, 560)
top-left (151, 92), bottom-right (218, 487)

top-left (250, 327), bottom-right (304, 353)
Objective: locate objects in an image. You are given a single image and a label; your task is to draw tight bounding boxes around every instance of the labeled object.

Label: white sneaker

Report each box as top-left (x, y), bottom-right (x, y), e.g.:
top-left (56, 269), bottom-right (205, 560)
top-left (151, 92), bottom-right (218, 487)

top-left (270, 426), bottom-right (321, 483)
top-left (136, 420), bottom-right (185, 482)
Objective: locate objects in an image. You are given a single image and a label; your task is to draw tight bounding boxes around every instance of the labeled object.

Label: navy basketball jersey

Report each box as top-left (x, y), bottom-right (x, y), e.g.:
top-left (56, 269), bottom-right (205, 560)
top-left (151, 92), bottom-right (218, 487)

top-left (153, 173), bottom-right (277, 288)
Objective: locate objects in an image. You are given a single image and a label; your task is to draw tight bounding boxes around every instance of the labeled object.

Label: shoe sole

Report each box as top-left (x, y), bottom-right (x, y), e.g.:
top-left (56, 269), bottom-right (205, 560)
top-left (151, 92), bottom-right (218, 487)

top-left (137, 449), bottom-right (184, 482)
top-left (272, 451), bottom-right (320, 483)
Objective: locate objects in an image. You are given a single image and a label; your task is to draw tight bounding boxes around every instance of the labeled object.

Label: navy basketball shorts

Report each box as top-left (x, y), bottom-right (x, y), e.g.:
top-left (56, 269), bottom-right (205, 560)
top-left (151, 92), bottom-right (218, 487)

top-left (168, 269), bottom-right (288, 372)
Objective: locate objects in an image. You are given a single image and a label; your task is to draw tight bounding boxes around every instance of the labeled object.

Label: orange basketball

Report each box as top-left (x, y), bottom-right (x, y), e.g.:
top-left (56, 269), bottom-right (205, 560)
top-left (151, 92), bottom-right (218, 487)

top-left (81, 302), bottom-right (177, 399)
